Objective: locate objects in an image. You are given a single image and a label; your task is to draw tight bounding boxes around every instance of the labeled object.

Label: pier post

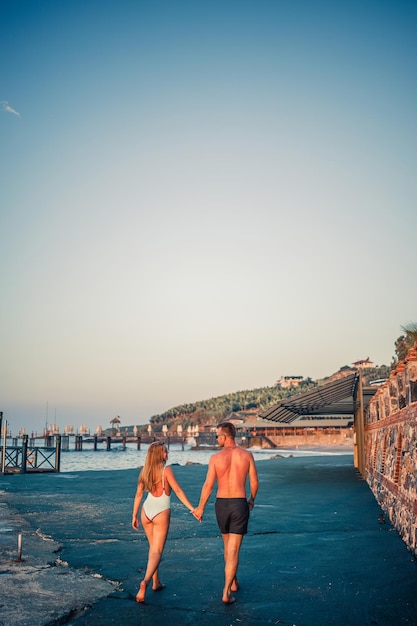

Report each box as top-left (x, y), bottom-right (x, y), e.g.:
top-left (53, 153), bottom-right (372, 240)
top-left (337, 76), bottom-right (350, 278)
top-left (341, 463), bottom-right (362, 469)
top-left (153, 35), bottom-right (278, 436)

top-left (94, 435), bottom-right (98, 451)
top-left (122, 436), bottom-right (126, 450)
top-left (1, 418), bottom-right (6, 474)
top-left (55, 435), bottom-right (61, 472)
top-left (137, 436), bottom-right (141, 450)
top-left (75, 435), bottom-right (83, 451)
top-left (17, 532), bottom-right (23, 562)
top-left (106, 436), bottom-right (111, 451)
top-left (181, 437), bottom-right (185, 451)
top-left (21, 434), bottom-right (28, 473)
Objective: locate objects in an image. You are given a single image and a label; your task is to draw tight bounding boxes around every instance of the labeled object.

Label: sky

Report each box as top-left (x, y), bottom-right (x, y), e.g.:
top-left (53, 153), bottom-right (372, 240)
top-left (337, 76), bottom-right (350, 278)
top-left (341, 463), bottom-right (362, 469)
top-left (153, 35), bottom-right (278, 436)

top-left (1, 0), bottom-right (416, 436)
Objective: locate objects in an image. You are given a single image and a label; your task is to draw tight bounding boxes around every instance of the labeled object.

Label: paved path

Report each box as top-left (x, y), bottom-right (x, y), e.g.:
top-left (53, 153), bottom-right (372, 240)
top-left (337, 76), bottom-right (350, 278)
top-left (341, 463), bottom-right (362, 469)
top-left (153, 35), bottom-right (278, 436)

top-left (1, 455), bottom-right (417, 625)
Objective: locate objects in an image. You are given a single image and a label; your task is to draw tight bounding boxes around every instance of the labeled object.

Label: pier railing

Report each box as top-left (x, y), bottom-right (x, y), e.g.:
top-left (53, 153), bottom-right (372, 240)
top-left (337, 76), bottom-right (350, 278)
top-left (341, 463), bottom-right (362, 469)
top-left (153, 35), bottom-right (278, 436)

top-left (1, 434), bottom-right (61, 474)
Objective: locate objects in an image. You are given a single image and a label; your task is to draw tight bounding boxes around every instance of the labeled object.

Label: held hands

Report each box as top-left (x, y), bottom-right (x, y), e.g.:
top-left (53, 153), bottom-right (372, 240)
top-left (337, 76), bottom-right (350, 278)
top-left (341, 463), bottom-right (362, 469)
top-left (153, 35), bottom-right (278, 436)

top-left (191, 506), bottom-right (203, 522)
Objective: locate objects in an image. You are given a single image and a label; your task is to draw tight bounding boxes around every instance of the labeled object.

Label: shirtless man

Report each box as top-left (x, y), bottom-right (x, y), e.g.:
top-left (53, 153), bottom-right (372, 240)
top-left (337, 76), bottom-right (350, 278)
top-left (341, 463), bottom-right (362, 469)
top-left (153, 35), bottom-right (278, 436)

top-left (194, 422), bottom-right (259, 604)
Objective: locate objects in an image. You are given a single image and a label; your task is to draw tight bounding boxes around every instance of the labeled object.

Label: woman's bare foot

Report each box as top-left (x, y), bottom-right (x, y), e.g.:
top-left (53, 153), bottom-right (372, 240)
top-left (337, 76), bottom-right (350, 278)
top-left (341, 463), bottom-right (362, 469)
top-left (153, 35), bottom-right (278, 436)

top-left (136, 580), bottom-right (147, 603)
top-left (152, 583), bottom-right (166, 592)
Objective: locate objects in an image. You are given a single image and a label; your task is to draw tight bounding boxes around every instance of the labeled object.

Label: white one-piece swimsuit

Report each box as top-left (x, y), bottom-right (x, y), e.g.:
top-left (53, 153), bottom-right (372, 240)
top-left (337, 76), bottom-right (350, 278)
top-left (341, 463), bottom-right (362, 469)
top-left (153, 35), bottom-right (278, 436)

top-left (142, 466), bottom-right (171, 521)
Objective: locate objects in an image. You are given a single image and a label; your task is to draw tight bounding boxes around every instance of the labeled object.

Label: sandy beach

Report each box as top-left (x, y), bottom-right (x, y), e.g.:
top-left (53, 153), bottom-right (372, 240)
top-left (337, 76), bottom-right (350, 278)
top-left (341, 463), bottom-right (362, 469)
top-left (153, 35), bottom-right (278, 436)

top-left (1, 452), bottom-right (417, 626)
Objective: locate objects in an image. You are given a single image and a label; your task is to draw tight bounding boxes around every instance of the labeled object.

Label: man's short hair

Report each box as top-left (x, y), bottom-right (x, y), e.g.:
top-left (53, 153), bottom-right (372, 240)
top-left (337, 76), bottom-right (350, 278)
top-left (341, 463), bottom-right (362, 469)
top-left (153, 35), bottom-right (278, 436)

top-left (217, 422), bottom-right (236, 438)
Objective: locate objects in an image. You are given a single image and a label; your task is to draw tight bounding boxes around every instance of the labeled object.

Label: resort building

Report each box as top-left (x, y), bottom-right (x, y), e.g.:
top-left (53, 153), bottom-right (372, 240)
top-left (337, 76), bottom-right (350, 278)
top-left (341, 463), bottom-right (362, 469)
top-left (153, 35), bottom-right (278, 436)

top-left (352, 357), bottom-right (374, 369)
top-left (276, 375), bottom-right (304, 389)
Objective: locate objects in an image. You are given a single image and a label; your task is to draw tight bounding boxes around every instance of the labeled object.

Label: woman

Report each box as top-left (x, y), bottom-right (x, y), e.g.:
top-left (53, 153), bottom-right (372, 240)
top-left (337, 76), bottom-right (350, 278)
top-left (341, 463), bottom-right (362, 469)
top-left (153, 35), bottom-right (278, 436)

top-left (132, 441), bottom-right (198, 603)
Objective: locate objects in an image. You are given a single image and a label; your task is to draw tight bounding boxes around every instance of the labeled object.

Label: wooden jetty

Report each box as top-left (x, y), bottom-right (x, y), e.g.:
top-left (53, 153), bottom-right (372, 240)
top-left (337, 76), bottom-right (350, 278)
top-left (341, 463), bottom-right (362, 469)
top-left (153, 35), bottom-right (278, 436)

top-left (0, 416), bottom-right (260, 475)
top-left (0, 432), bottom-right (194, 474)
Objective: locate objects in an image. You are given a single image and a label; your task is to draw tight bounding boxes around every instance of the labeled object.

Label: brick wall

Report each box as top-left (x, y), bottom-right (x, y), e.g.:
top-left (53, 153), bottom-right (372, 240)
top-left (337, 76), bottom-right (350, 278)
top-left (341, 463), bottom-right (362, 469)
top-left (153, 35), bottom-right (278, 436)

top-left (365, 344), bottom-right (417, 555)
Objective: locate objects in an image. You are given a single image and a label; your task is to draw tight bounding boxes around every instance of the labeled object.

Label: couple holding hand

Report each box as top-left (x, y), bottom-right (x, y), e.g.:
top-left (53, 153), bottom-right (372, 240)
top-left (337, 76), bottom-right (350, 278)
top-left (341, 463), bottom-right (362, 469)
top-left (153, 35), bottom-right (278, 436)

top-left (132, 421), bottom-right (259, 604)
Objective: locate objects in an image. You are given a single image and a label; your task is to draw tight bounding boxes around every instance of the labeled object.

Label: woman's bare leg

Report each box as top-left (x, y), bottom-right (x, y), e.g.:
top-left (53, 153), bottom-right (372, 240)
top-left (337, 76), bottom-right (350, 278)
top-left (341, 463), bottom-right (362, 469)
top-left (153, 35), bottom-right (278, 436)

top-left (136, 509), bottom-right (170, 602)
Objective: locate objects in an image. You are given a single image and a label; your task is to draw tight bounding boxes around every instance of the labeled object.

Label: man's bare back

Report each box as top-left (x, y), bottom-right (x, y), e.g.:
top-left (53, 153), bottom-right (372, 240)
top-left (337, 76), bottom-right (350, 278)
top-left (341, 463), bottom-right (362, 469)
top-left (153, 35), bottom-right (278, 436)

top-left (195, 422), bottom-right (259, 518)
top-left (211, 446), bottom-right (256, 499)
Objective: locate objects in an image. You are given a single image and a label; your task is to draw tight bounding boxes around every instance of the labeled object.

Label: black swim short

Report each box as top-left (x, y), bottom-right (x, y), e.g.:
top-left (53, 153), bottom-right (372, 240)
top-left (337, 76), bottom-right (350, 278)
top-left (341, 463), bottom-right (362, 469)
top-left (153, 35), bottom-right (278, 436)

top-left (215, 498), bottom-right (249, 535)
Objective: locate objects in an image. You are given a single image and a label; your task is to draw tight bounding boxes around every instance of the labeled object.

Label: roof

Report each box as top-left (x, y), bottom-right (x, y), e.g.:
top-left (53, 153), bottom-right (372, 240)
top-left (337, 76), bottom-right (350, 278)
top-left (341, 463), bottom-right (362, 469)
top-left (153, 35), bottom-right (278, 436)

top-left (238, 418), bottom-right (282, 429)
top-left (353, 357), bottom-right (371, 364)
top-left (259, 373), bottom-right (361, 424)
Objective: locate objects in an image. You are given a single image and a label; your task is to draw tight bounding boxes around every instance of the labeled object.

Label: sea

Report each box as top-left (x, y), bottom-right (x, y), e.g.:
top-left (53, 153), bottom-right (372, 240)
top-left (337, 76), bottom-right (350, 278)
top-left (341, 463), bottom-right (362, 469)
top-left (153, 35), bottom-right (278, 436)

top-left (59, 440), bottom-right (351, 472)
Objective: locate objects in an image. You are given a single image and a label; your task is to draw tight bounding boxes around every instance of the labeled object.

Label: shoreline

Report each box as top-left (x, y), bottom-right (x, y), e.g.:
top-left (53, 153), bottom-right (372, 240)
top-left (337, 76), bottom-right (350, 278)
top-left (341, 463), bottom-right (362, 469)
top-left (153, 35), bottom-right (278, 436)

top-left (192, 441), bottom-right (354, 455)
top-left (53, 442), bottom-right (353, 473)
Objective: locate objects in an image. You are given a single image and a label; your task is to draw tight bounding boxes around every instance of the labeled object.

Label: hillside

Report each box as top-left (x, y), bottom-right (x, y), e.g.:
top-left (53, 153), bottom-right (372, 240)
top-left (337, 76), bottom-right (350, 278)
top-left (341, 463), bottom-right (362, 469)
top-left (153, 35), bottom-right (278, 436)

top-left (139, 365), bottom-right (390, 433)
top-left (147, 379), bottom-right (315, 432)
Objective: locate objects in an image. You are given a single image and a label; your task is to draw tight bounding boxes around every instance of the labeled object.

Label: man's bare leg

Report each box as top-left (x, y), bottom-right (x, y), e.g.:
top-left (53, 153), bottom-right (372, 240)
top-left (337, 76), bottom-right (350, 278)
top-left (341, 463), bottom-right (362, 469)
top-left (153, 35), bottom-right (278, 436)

top-left (222, 534), bottom-right (239, 592)
top-left (222, 533), bottom-right (243, 603)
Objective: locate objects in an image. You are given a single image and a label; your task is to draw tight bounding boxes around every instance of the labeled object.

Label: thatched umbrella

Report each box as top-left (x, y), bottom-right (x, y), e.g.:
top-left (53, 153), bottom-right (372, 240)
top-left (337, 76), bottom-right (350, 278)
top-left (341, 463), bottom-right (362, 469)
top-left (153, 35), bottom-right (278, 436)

top-left (110, 416), bottom-right (121, 435)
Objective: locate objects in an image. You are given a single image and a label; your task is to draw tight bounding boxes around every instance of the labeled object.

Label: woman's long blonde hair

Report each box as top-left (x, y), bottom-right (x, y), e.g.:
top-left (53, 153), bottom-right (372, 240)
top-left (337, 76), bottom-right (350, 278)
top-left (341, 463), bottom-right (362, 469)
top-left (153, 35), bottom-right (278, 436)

top-left (139, 441), bottom-right (167, 492)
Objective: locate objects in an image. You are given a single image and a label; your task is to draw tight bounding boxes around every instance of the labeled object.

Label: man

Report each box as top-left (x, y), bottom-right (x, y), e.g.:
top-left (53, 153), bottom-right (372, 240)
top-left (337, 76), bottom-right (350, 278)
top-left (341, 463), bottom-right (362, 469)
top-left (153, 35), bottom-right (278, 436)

top-left (194, 422), bottom-right (259, 604)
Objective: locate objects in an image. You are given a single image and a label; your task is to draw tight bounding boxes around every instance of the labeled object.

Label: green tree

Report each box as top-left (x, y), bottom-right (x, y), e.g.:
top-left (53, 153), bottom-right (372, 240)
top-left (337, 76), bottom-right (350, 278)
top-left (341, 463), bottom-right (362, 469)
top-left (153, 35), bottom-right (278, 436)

top-left (393, 323), bottom-right (417, 363)
top-left (402, 322), bottom-right (417, 345)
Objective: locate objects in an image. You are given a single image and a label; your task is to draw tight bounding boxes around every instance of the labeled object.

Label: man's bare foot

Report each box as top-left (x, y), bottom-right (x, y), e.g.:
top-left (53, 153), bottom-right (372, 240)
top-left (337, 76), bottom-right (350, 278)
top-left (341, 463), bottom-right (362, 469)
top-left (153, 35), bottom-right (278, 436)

top-left (231, 577), bottom-right (239, 592)
top-left (136, 580), bottom-right (147, 603)
top-left (222, 595), bottom-right (236, 604)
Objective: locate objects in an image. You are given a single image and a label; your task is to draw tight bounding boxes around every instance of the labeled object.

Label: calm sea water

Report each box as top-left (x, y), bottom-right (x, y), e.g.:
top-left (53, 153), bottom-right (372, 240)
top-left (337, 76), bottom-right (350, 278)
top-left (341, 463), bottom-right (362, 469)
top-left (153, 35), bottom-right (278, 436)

top-left (60, 441), bottom-right (350, 472)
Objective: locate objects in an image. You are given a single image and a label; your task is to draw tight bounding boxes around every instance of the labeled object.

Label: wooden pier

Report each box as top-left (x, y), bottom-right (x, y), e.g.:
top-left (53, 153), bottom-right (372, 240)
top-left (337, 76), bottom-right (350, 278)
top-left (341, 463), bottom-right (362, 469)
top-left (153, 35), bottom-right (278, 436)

top-left (1, 425), bottom-right (253, 474)
top-left (31, 433), bottom-right (191, 451)
top-left (1, 433), bottom-right (177, 474)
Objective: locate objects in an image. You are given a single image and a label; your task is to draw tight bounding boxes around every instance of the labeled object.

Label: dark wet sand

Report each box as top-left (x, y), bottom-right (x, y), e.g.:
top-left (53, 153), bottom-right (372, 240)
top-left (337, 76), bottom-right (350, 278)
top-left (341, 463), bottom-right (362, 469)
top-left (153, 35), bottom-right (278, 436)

top-left (1, 454), bottom-right (416, 625)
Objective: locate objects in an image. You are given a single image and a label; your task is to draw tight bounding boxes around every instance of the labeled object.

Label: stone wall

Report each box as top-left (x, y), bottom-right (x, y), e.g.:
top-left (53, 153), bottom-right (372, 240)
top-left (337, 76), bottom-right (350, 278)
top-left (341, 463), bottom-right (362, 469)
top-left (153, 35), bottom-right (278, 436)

top-left (365, 343), bottom-right (417, 555)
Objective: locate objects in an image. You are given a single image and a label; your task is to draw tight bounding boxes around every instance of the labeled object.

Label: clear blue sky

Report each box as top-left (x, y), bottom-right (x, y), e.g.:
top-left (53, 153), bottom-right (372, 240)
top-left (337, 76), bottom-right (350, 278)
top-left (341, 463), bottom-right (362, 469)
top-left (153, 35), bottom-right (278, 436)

top-left (1, 0), bottom-right (416, 435)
